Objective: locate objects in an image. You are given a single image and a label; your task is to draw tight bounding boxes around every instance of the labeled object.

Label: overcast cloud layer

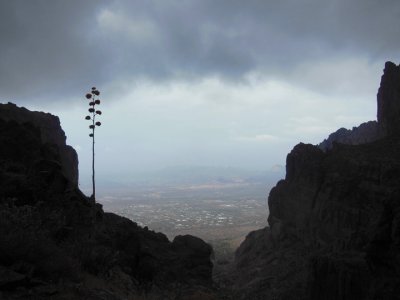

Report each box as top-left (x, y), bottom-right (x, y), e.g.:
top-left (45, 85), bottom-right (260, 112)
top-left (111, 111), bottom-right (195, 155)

top-left (1, 0), bottom-right (400, 189)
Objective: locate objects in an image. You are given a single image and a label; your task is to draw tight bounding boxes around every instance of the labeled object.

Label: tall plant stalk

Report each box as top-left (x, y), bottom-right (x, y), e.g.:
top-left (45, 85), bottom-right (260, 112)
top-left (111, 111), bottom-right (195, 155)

top-left (85, 87), bottom-right (102, 201)
top-left (92, 115), bottom-right (95, 200)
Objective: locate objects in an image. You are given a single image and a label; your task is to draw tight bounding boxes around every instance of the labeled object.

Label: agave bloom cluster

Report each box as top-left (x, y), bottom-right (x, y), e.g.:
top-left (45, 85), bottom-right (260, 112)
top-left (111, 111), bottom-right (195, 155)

top-left (85, 87), bottom-right (102, 137)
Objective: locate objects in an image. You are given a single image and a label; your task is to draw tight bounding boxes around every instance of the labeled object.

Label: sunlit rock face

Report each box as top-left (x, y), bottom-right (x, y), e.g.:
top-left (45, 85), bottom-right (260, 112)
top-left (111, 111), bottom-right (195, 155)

top-left (233, 62), bottom-right (400, 300)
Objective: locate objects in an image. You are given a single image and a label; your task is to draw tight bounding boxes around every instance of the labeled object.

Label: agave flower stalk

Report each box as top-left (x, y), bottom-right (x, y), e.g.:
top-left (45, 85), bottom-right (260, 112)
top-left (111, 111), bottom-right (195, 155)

top-left (85, 87), bottom-right (102, 200)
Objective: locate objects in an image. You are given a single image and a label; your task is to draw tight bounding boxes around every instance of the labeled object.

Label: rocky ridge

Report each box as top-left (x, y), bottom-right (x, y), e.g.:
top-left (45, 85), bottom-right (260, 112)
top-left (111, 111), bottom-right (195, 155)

top-left (232, 61), bottom-right (400, 300)
top-left (318, 120), bottom-right (382, 151)
top-left (0, 103), bottom-right (216, 299)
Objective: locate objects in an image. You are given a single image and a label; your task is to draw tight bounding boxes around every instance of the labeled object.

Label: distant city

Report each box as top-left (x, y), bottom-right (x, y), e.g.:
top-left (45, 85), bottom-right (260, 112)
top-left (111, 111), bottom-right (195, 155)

top-left (94, 166), bottom-right (284, 259)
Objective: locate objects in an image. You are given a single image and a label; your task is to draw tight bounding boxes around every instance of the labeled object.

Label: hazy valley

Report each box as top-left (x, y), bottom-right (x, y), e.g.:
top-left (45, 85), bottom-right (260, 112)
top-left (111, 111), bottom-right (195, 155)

top-left (95, 168), bottom-right (284, 261)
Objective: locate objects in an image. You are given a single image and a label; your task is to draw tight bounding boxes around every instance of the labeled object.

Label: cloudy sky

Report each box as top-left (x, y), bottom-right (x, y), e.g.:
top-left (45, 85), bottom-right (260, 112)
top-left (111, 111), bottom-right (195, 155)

top-left (1, 0), bottom-right (400, 188)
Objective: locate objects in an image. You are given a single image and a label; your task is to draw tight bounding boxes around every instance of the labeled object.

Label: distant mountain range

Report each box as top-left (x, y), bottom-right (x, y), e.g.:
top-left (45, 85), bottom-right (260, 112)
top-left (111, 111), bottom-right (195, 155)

top-left (86, 165), bottom-right (285, 191)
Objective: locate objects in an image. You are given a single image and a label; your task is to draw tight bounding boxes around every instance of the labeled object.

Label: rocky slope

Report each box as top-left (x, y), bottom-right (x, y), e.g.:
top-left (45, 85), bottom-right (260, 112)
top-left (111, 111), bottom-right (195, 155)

top-left (0, 103), bottom-right (216, 299)
top-left (232, 61), bottom-right (400, 300)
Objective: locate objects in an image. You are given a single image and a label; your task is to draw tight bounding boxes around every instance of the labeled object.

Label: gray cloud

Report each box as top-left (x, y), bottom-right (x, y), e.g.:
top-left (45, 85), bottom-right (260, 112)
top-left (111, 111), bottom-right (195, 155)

top-left (0, 0), bottom-right (108, 100)
top-left (1, 0), bottom-right (400, 103)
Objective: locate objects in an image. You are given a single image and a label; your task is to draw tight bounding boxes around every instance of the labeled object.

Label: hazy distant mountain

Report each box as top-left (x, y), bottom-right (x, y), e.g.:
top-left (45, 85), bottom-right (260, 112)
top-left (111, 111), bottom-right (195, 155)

top-left (93, 165), bottom-right (285, 189)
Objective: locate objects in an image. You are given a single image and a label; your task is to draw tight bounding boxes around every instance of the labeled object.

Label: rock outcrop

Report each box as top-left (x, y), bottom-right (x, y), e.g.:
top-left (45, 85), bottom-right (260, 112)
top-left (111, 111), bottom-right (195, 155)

top-left (232, 61), bottom-right (400, 299)
top-left (0, 103), bottom-right (215, 299)
top-left (318, 120), bottom-right (382, 151)
top-left (0, 103), bottom-right (78, 187)
top-left (378, 61), bottom-right (400, 136)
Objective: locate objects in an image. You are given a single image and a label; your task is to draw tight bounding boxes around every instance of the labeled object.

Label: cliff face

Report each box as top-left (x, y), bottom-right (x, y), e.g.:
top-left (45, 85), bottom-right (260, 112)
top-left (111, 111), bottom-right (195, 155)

top-left (233, 62), bottom-right (400, 300)
top-left (0, 103), bottom-right (78, 187)
top-left (0, 104), bottom-right (215, 299)
top-left (378, 61), bottom-right (400, 136)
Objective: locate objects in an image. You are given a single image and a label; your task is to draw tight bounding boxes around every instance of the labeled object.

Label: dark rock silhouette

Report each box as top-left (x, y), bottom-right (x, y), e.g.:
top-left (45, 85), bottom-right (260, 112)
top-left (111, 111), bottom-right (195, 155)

top-left (0, 103), bottom-right (78, 187)
top-left (232, 62), bottom-right (400, 299)
top-left (319, 62), bottom-right (400, 152)
top-left (0, 103), bottom-right (215, 299)
top-left (378, 61), bottom-right (400, 136)
top-left (318, 120), bottom-right (382, 151)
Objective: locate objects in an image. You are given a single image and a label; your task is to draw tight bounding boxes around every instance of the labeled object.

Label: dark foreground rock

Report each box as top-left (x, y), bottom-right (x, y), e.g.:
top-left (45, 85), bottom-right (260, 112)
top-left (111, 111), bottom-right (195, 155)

top-left (232, 62), bottom-right (400, 300)
top-left (0, 103), bottom-right (216, 299)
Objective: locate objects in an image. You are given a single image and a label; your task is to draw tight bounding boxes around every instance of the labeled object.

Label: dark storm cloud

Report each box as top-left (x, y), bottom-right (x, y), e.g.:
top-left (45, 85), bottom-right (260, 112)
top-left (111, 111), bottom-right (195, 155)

top-left (106, 0), bottom-right (400, 76)
top-left (1, 0), bottom-right (400, 102)
top-left (0, 0), bottom-right (108, 100)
